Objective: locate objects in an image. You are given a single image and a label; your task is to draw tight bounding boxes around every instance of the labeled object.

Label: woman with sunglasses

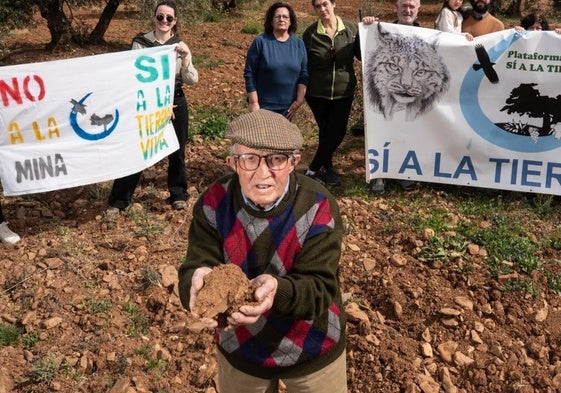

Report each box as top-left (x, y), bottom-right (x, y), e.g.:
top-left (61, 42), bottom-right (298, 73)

top-left (106, 0), bottom-right (198, 216)
top-left (302, 0), bottom-right (375, 186)
top-left (243, 2), bottom-right (308, 121)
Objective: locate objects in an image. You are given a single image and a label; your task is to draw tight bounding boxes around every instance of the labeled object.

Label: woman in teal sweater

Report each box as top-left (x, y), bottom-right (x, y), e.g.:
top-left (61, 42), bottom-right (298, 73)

top-left (244, 2), bottom-right (308, 120)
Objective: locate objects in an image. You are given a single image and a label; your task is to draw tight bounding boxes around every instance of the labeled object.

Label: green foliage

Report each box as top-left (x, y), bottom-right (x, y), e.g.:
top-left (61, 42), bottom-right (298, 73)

top-left (545, 271), bottom-right (561, 296)
top-left (83, 298), bottom-right (112, 314)
top-left (241, 22), bottom-right (261, 34)
top-left (22, 333), bottom-right (40, 350)
top-left (203, 9), bottom-right (225, 22)
top-left (122, 302), bottom-right (149, 337)
top-left (191, 107), bottom-right (229, 140)
top-left (459, 216), bottom-right (541, 276)
top-left (0, 323), bottom-right (23, 347)
top-left (530, 194), bottom-right (555, 216)
top-left (500, 277), bottom-right (541, 296)
top-left (134, 344), bottom-right (169, 378)
top-left (192, 52), bottom-right (223, 68)
top-left (137, 0), bottom-right (230, 25)
top-left (134, 344), bottom-right (152, 357)
top-left (418, 234), bottom-right (469, 264)
top-left (408, 190), bottom-right (561, 296)
top-left (29, 353), bottom-right (58, 384)
top-left (546, 230), bottom-right (561, 251)
top-left (146, 357), bottom-right (168, 377)
top-left (88, 183), bottom-right (111, 200)
top-left (140, 268), bottom-right (161, 289)
top-left (412, 207), bottom-right (452, 233)
top-left (126, 210), bottom-right (164, 238)
top-left (0, 0), bottom-right (37, 34)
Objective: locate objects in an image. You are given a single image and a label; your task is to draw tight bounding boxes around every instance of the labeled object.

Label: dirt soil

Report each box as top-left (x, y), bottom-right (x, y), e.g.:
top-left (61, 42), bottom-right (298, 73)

top-left (192, 264), bottom-right (253, 323)
top-left (2, 1), bottom-right (561, 393)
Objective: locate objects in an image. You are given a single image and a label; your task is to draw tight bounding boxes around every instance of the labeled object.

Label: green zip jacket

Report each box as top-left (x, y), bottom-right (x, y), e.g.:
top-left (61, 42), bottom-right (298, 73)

top-left (302, 16), bottom-right (360, 100)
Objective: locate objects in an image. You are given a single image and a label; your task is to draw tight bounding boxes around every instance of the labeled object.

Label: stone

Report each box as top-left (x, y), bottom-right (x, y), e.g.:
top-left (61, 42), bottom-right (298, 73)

top-left (437, 341), bottom-right (458, 363)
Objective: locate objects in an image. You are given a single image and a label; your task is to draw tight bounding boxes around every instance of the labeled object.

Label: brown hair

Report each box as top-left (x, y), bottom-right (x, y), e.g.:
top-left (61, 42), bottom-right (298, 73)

top-left (264, 2), bottom-right (297, 34)
top-left (155, 0), bottom-right (179, 34)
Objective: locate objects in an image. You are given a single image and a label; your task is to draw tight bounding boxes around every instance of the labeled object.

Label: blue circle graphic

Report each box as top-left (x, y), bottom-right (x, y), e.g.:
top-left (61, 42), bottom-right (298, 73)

top-left (459, 33), bottom-right (561, 153)
top-left (69, 92), bottom-right (119, 141)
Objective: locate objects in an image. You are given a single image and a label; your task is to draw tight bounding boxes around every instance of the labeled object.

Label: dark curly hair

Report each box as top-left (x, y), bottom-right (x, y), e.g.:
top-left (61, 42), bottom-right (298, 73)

top-left (264, 2), bottom-right (297, 35)
top-left (520, 13), bottom-right (550, 31)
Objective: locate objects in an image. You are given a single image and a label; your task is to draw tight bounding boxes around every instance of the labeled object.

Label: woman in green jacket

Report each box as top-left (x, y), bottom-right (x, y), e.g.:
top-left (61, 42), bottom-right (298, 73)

top-left (303, 0), bottom-right (375, 185)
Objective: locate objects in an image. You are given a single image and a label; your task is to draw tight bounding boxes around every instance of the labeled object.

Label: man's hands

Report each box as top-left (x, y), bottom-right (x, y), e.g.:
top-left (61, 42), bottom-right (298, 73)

top-left (188, 267), bottom-right (217, 329)
top-left (189, 268), bottom-right (278, 331)
top-left (225, 274), bottom-right (278, 329)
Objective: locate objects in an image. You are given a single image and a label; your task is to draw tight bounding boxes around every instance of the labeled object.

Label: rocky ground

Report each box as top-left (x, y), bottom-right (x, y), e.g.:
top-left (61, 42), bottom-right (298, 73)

top-left (2, 1), bottom-right (561, 392)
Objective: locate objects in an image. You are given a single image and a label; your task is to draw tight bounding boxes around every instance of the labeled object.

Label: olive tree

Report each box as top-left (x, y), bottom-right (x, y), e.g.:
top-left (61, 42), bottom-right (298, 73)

top-left (1, 0), bottom-right (234, 51)
top-left (0, 0), bottom-right (122, 50)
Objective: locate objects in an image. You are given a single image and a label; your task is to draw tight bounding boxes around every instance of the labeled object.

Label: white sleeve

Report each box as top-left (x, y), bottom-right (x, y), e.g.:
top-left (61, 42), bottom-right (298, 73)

top-left (435, 8), bottom-right (459, 34)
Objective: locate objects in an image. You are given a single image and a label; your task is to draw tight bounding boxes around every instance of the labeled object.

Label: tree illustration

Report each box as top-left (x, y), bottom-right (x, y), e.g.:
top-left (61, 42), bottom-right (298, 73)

top-left (500, 83), bottom-right (561, 134)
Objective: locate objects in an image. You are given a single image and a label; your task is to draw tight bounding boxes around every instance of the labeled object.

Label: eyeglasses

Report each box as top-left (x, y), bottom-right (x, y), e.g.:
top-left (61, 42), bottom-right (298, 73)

top-left (329, 46), bottom-right (336, 60)
top-left (233, 153), bottom-right (292, 171)
top-left (156, 14), bottom-right (175, 23)
top-left (274, 15), bottom-right (290, 20)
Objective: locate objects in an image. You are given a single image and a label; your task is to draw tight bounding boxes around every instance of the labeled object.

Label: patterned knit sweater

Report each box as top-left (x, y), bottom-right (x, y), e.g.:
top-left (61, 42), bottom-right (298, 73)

top-left (178, 172), bottom-right (346, 379)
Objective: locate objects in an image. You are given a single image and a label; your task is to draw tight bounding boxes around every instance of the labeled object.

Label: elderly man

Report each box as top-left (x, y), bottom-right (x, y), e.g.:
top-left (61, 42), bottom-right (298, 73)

top-left (395, 0), bottom-right (420, 26)
top-left (178, 109), bottom-right (346, 393)
top-left (462, 0), bottom-right (504, 37)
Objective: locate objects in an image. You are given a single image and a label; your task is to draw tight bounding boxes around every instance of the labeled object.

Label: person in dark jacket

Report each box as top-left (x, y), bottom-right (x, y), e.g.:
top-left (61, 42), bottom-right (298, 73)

top-left (302, 0), bottom-right (375, 186)
top-left (106, 0), bottom-right (198, 215)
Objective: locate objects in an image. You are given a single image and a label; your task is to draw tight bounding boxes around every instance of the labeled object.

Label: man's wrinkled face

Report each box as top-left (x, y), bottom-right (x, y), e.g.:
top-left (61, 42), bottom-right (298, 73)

top-left (227, 144), bottom-right (300, 209)
top-left (396, 0), bottom-right (420, 25)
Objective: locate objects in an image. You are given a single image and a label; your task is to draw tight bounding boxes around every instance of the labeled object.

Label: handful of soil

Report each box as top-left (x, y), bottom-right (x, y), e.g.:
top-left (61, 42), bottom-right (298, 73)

top-left (192, 264), bottom-right (256, 327)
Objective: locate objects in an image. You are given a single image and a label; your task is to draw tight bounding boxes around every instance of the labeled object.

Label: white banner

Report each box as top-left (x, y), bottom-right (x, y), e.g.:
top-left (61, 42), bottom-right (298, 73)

top-left (0, 45), bottom-right (179, 196)
top-left (360, 23), bottom-right (561, 195)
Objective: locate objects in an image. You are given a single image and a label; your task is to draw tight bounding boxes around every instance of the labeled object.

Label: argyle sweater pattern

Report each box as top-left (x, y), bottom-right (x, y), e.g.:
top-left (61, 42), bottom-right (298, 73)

top-left (180, 173), bottom-right (345, 378)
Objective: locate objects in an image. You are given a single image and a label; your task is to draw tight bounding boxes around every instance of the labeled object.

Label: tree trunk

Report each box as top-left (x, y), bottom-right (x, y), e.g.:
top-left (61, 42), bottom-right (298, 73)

top-left (88, 0), bottom-right (121, 44)
top-left (504, 0), bottom-right (522, 16)
top-left (37, 0), bottom-right (71, 50)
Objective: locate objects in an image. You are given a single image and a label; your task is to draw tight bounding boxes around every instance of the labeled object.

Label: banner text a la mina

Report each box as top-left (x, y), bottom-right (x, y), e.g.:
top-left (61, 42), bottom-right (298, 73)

top-left (0, 45), bottom-right (179, 196)
top-left (359, 23), bottom-right (561, 195)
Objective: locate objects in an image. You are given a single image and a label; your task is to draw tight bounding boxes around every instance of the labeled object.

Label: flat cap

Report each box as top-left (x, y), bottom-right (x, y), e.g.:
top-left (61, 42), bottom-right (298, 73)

top-left (225, 109), bottom-right (303, 152)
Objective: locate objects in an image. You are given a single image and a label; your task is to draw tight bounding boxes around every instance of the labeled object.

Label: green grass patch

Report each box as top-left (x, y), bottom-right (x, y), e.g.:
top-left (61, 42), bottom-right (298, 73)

top-left (28, 353), bottom-right (58, 384)
top-left (241, 22), bottom-right (260, 34)
top-left (83, 298), bottom-right (112, 315)
top-left (125, 210), bottom-right (164, 238)
top-left (140, 268), bottom-right (161, 290)
top-left (0, 323), bottom-right (23, 347)
top-left (192, 52), bottom-right (223, 68)
top-left (122, 302), bottom-right (150, 337)
top-left (22, 333), bottom-right (40, 350)
top-left (458, 216), bottom-right (541, 276)
top-left (191, 106), bottom-right (230, 140)
top-left (417, 234), bottom-right (469, 264)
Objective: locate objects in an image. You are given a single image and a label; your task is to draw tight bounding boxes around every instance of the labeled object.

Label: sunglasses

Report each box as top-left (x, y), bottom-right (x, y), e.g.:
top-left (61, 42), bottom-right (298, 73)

top-left (156, 13), bottom-right (175, 23)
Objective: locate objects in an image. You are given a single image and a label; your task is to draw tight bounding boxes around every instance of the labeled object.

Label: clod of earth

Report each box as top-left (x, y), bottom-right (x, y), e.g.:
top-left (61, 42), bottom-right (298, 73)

top-left (193, 264), bottom-right (255, 325)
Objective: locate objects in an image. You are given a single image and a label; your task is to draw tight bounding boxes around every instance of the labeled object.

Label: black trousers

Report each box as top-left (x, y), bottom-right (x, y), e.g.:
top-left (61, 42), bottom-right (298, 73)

top-left (0, 204), bottom-right (4, 223)
top-left (108, 93), bottom-right (189, 210)
top-left (306, 95), bottom-right (354, 172)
